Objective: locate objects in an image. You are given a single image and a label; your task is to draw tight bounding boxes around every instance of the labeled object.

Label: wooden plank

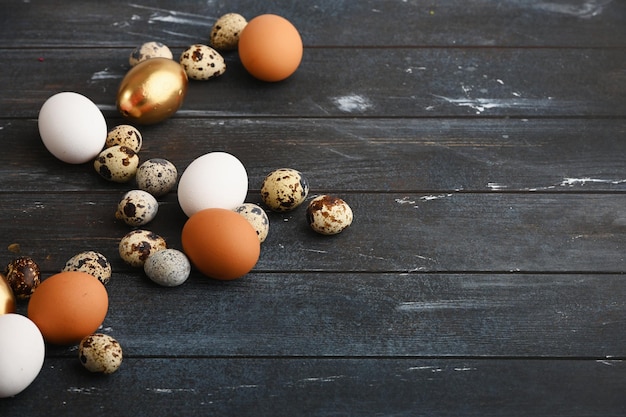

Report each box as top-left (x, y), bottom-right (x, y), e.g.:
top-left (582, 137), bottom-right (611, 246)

top-left (3, 193), bottom-right (626, 273)
top-left (2, 357), bottom-right (625, 416)
top-left (2, 118), bottom-right (626, 193)
top-left (1, 0), bottom-right (625, 47)
top-left (1, 47), bottom-right (625, 118)
top-left (17, 272), bottom-right (623, 358)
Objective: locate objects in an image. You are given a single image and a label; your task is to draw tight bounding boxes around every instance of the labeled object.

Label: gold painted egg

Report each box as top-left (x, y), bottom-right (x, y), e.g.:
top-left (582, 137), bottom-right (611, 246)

top-left (0, 273), bottom-right (16, 315)
top-left (116, 57), bottom-right (188, 125)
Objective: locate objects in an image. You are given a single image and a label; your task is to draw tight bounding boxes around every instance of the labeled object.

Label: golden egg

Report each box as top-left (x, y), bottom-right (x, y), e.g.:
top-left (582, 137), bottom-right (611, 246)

top-left (0, 273), bottom-right (16, 315)
top-left (116, 58), bottom-right (188, 125)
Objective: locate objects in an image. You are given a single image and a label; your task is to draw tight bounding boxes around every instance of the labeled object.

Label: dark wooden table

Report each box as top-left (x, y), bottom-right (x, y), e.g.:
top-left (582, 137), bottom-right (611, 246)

top-left (2, 1), bottom-right (625, 415)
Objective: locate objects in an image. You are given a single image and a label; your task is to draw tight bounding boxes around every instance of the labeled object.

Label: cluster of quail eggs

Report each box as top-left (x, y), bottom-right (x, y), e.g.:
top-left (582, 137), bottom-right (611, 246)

top-left (129, 13), bottom-right (246, 82)
top-left (260, 168), bottom-right (354, 235)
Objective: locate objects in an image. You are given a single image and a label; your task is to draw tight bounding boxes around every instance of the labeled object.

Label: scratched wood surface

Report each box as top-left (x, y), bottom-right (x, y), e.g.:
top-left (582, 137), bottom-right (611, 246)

top-left (1, 1), bottom-right (626, 416)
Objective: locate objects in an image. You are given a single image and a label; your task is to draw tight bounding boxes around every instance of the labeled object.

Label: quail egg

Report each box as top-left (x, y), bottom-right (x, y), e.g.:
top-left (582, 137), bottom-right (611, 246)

top-left (4, 257), bottom-right (40, 300)
top-left (306, 195), bottom-right (353, 235)
top-left (62, 251), bottom-right (112, 285)
top-left (119, 230), bottom-right (167, 267)
top-left (179, 44), bottom-right (226, 81)
top-left (234, 203), bottom-right (269, 243)
top-left (136, 158), bottom-right (178, 197)
top-left (261, 168), bottom-right (309, 212)
top-left (94, 145), bottom-right (139, 183)
top-left (210, 13), bottom-right (247, 50)
top-left (129, 41), bottom-right (173, 67)
top-left (78, 333), bottom-right (123, 374)
top-left (115, 190), bottom-right (159, 227)
top-left (105, 124), bottom-right (142, 153)
top-left (144, 249), bottom-right (190, 287)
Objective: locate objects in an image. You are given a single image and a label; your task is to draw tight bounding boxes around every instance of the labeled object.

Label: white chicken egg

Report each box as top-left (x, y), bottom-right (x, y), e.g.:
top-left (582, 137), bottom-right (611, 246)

top-left (38, 92), bottom-right (107, 164)
top-left (177, 152), bottom-right (248, 217)
top-left (0, 313), bottom-right (45, 398)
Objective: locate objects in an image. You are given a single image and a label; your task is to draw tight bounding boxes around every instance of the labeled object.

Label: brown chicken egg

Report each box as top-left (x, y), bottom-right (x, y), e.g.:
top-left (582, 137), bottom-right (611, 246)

top-left (181, 208), bottom-right (260, 280)
top-left (116, 57), bottom-right (188, 125)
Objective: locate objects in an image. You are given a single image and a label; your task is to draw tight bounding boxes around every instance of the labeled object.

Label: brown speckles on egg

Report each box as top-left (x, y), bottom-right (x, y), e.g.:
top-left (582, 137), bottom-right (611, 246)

top-left (136, 158), bottom-right (178, 197)
top-left (5, 256), bottom-right (40, 299)
top-left (306, 195), bottom-right (353, 235)
top-left (63, 251), bottom-right (112, 285)
top-left (260, 168), bottom-right (309, 212)
top-left (93, 145), bottom-right (139, 183)
top-left (129, 41), bottom-right (173, 67)
top-left (115, 190), bottom-right (159, 227)
top-left (119, 230), bottom-right (167, 267)
top-left (179, 44), bottom-right (226, 81)
top-left (210, 13), bottom-right (247, 51)
top-left (78, 333), bottom-right (123, 374)
top-left (105, 125), bottom-right (142, 152)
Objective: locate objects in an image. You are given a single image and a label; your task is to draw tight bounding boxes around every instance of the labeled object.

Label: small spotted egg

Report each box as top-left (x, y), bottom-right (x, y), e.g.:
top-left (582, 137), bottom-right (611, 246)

top-left (144, 249), bottom-right (191, 287)
top-left (210, 13), bottom-right (247, 51)
top-left (119, 229), bottom-right (167, 267)
top-left (261, 168), bottom-right (309, 212)
top-left (105, 124), bottom-right (142, 153)
top-left (129, 41), bottom-right (173, 67)
top-left (136, 158), bottom-right (178, 197)
top-left (4, 256), bottom-right (40, 300)
top-left (306, 195), bottom-right (354, 235)
top-left (115, 190), bottom-right (159, 227)
top-left (78, 333), bottom-right (123, 374)
top-left (234, 203), bottom-right (270, 243)
top-left (62, 251), bottom-right (112, 285)
top-left (94, 145), bottom-right (140, 183)
top-left (179, 44), bottom-right (226, 81)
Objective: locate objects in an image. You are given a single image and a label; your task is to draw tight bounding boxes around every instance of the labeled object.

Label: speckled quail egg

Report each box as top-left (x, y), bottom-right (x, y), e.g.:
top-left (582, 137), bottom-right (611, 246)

top-left (129, 41), bottom-right (173, 67)
top-left (306, 195), bottom-right (353, 235)
top-left (136, 158), bottom-right (178, 197)
top-left (105, 124), bottom-right (142, 153)
top-left (144, 249), bottom-right (190, 287)
top-left (119, 229), bottom-right (167, 267)
top-left (94, 145), bottom-right (140, 183)
top-left (261, 168), bottom-right (309, 212)
top-left (234, 203), bottom-right (270, 243)
top-left (179, 44), bottom-right (226, 81)
top-left (210, 13), bottom-right (247, 50)
top-left (115, 190), bottom-right (159, 227)
top-left (78, 333), bottom-right (122, 374)
top-left (62, 251), bottom-right (112, 285)
top-left (5, 257), bottom-right (40, 300)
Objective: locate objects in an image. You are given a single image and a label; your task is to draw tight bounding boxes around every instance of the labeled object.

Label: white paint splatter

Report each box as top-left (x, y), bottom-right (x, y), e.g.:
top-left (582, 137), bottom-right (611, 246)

top-left (420, 194), bottom-right (452, 201)
top-left (395, 197), bottom-right (417, 206)
top-left (90, 68), bottom-right (123, 81)
top-left (560, 177), bottom-right (626, 187)
top-left (454, 367), bottom-right (477, 371)
top-left (302, 248), bottom-right (328, 254)
top-left (534, 0), bottom-right (612, 18)
top-left (332, 95), bottom-right (373, 112)
top-left (487, 182), bottom-right (508, 190)
top-left (434, 95), bottom-right (556, 114)
top-left (146, 388), bottom-right (197, 394)
top-left (299, 375), bottom-right (346, 383)
top-left (67, 387), bottom-right (98, 394)
top-left (397, 300), bottom-right (504, 311)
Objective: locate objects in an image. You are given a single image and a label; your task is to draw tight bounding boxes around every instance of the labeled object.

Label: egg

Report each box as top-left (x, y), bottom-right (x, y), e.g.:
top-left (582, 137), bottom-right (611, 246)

top-left (136, 158), bottom-right (178, 197)
top-left (260, 168), bottom-right (309, 212)
top-left (27, 271), bottom-right (109, 345)
top-left (177, 152), bottom-right (248, 217)
top-left (117, 57), bottom-right (188, 125)
top-left (62, 251), bottom-right (112, 285)
top-left (119, 229), bottom-right (167, 267)
top-left (238, 14), bottom-right (303, 82)
top-left (234, 203), bottom-right (270, 243)
top-left (38, 92), bottom-right (107, 164)
top-left (0, 273), bottom-right (16, 315)
top-left (179, 44), bottom-right (226, 81)
top-left (143, 249), bottom-right (190, 287)
top-left (94, 145), bottom-right (140, 183)
top-left (210, 13), bottom-right (247, 51)
top-left (5, 256), bottom-right (40, 300)
top-left (105, 124), bottom-right (143, 153)
top-left (181, 208), bottom-right (260, 280)
top-left (78, 333), bottom-right (123, 374)
top-left (115, 189), bottom-right (159, 227)
top-left (0, 314), bottom-right (45, 398)
top-left (129, 41), bottom-right (173, 67)
top-left (306, 195), bottom-right (354, 235)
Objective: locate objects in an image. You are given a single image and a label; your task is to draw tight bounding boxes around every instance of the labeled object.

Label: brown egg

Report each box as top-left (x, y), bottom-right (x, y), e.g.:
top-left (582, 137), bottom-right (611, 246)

top-left (181, 208), bottom-right (260, 280)
top-left (27, 271), bottom-right (109, 345)
top-left (116, 57), bottom-right (188, 125)
top-left (5, 256), bottom-right (40, 300)
top-left (238, 14), bottom-right (303, 82)
top-left (0, 273), bottom-right (16, 315)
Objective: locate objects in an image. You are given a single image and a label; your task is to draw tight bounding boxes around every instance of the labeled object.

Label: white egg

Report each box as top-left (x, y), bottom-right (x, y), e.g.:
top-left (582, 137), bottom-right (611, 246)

top-left (177, 152), bottom-right (248, 217)
top-left (38, 92), bottom-right (107, 164)
top-left (0, 313), bottom-right (45, 398)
